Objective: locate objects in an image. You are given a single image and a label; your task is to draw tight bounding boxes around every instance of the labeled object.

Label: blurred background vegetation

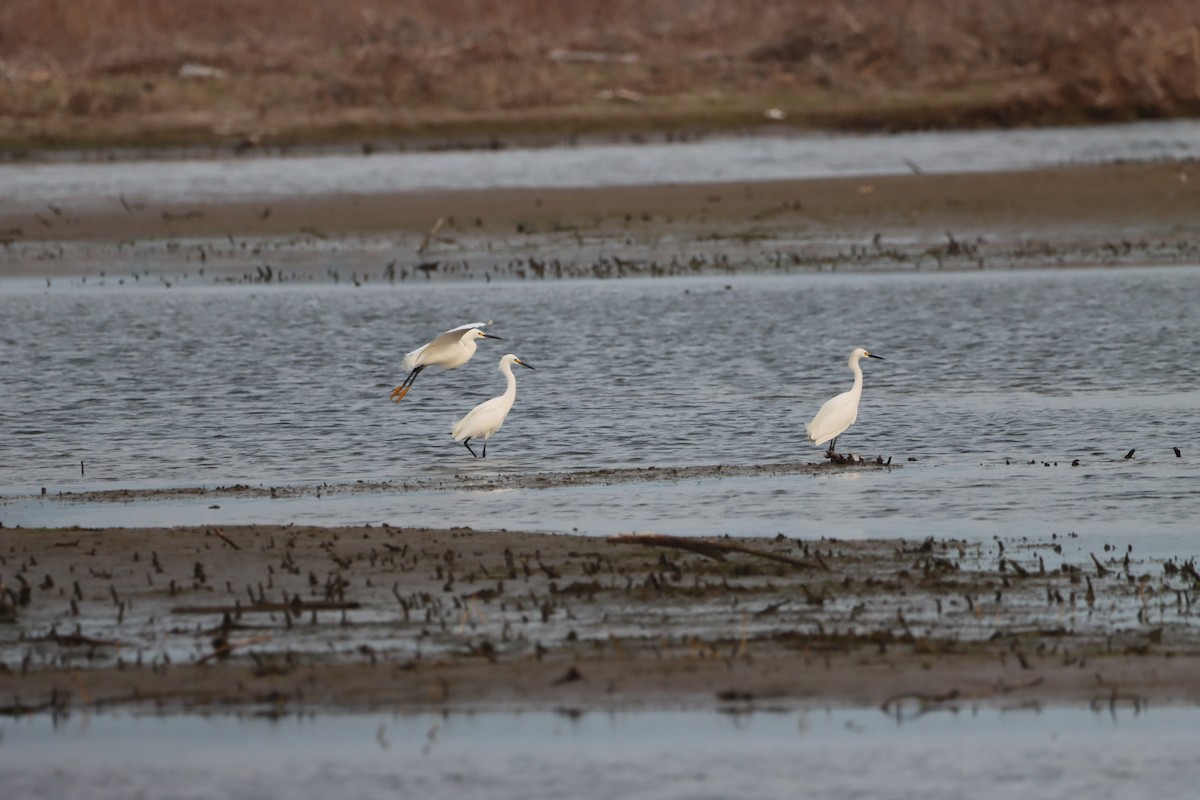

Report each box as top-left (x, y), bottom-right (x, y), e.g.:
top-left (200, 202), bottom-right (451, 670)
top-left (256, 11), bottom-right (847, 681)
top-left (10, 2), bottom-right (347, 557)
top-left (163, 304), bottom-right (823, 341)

top-left (2, 0), bottom-right (1199, 150)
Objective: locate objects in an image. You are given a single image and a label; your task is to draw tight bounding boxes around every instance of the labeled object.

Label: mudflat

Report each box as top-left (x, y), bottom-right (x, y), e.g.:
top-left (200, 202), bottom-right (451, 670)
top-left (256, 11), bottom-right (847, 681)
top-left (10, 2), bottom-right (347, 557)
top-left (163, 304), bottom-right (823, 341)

top-left (2, 524), bottom-right (1195, 715)
top-left (3, 161), bottom-right (1198, 282)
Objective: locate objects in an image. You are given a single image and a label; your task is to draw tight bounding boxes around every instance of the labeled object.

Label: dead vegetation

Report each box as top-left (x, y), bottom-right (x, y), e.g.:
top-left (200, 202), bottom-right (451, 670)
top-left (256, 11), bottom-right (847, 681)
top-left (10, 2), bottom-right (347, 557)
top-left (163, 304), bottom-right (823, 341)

top-left (1, 525), bottom-right (1198, 714)
top-left (2, 1), bottom-right (1199, 150)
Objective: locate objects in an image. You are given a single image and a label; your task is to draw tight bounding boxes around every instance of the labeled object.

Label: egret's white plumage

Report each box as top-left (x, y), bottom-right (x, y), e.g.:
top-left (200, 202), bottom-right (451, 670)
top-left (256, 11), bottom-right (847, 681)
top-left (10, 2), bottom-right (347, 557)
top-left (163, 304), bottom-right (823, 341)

top-left (390, 322), bottom-right (500, 403)
top-left (806, 347), bottom-right (884, 451)
top-left (451, 353), bottom-right (534, 457)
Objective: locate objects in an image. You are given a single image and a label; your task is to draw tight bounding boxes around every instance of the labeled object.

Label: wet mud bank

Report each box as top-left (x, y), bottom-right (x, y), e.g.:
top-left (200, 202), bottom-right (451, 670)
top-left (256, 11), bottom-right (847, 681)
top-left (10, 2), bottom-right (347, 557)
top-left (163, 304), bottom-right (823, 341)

top-left (2, 162), bottom-right (1197, 284)
top-left (2, 525), bottom-right (1197, 716)
top-left (29, 459), bottom-right (897, 505)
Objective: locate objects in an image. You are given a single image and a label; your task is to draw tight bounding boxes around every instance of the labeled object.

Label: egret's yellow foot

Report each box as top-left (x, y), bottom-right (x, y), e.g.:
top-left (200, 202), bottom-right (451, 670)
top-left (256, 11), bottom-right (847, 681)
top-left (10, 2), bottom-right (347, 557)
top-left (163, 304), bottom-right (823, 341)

top-left (390, 385), bottom-right (411, 403)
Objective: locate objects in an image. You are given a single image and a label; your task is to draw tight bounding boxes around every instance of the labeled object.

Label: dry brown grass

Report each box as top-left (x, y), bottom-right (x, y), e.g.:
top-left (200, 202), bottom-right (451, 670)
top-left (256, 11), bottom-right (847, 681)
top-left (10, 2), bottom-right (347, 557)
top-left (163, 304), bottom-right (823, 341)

top-left (2, 0), bottom-right (1199, 149)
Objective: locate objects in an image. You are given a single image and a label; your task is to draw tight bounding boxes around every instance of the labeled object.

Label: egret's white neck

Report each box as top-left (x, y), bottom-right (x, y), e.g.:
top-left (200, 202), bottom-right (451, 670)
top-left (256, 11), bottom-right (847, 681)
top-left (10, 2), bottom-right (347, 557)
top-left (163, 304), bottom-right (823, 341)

top-left (848, 355), bottom-right (865, 396)
top-left (500, 361), bottom-right (518, 405)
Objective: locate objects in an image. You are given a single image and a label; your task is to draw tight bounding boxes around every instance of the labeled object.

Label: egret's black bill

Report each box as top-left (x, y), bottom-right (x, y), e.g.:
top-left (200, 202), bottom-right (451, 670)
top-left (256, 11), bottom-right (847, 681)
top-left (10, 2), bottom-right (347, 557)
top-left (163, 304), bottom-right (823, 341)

top-left (868, 354), bottom-right (884, 360)
top-left (518, 361), bottom-right (536, 370)
top-left (482, 333), bottom-right (503, 340)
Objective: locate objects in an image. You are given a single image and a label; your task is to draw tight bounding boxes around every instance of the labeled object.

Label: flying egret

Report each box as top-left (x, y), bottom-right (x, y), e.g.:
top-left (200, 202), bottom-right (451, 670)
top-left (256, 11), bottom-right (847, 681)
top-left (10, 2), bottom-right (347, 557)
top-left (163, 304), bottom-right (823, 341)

top-left (806, 348), bottom-right (884, 453)
top-left (451, 353), bottom-right (535, 457)
top-left (389, 322), bottom-right (501, 403)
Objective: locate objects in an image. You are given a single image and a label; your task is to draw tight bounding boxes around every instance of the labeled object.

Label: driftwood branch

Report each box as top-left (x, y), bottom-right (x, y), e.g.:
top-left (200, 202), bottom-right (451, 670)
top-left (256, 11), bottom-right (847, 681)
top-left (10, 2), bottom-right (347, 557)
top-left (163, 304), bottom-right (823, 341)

top-left (610, 533), bottom-right (827, 570)
top-left (172, 601), bottom-right (361, 615)
top-left (208, 526), bottom-right (240, 550)
top-left (418, 216), bottom-right (453, 254)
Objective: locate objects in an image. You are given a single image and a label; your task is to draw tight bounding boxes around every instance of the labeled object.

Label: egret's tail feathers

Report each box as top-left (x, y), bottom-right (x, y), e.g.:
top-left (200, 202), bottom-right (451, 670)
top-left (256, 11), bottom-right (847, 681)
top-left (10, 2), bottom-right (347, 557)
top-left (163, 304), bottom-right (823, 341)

top-left (401, 346), bottom-right (426, 373)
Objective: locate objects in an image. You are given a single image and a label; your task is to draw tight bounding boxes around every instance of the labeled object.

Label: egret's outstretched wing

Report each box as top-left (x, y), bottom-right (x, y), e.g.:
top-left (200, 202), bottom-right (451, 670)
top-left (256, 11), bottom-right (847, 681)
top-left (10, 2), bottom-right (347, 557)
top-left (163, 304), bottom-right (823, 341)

top-left (403, 321), bottom-right (491, 370)
top-left (438, 321), bottom-right (491, 338)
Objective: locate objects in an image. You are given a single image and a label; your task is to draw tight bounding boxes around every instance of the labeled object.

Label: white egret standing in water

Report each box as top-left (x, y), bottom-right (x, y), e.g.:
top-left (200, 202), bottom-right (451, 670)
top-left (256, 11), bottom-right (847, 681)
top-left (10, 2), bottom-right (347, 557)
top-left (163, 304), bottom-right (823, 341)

top-left (452, 354), bottom-right (535, 457)
top-left (390, 322), bottom-right (501, 403)
top-left (806, 347), bottom-right (884, 453)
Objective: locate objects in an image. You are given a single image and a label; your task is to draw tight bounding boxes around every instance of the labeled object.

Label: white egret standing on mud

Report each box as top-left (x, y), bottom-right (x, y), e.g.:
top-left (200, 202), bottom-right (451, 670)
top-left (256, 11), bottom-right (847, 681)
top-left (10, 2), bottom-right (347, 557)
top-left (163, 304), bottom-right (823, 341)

top-left (806, 347), bottom-right (884, 453)
top-left (390, 322), bottom-right (501, 403)
top-left (452, 353), bottom-right (535, 457)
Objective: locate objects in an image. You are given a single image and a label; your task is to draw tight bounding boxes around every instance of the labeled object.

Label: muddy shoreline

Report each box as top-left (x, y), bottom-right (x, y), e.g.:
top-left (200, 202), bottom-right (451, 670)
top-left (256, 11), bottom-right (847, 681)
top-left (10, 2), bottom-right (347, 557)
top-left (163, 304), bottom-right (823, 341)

top-left (26, 459), bottom-right (895, 505)
top-left (3, 162), bottom-right (1197, 283)
top-left (2, 525), bottom-right (1196, 716)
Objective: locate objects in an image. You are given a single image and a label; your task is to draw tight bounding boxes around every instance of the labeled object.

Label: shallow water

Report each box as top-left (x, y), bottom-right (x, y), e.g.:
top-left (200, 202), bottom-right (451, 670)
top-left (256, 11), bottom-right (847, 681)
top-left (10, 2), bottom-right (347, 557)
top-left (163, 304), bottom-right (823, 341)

top-left (2, 266), bottom-right (1198, 548)
top-left (1, 119), bottom-right (1197, 212)
top-left (4, 707), bottom-right (1199, 800)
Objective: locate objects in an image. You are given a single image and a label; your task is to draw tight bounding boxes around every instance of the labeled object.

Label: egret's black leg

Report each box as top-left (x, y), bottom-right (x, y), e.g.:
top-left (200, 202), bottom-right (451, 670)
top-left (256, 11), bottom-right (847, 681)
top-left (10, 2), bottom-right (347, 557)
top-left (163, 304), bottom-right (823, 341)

top-left (463, 438), bottom-right (478, 457)
top-left (828, 436), bottom-right (838, 454)
top-left (482, 440), bottom-right (487, 458)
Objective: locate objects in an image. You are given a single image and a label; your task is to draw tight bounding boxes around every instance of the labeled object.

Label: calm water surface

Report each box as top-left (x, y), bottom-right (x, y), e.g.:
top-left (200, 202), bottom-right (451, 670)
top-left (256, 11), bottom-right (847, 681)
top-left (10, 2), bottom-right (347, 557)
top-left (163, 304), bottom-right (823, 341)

top-left (2, 119), bottom-right (1197, 212)
top-left (4, 707), bottom-right (1199, 800)
top-left (2, 267), bottom-right (1198, 548)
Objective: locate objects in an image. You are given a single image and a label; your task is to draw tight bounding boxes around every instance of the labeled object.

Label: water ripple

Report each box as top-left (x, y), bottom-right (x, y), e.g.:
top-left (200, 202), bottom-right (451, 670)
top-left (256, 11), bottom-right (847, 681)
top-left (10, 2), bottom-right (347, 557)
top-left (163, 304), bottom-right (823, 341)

top-left (2, 266), bottom-right (1199, 542)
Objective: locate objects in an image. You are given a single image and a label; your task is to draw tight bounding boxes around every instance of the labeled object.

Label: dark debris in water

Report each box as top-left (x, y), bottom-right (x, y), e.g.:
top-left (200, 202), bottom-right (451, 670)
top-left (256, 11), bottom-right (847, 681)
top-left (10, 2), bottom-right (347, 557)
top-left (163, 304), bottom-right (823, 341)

top-left (1, 524), bottom-right (1197, 715)
top-left (28, 460), bottom-right (898, 505)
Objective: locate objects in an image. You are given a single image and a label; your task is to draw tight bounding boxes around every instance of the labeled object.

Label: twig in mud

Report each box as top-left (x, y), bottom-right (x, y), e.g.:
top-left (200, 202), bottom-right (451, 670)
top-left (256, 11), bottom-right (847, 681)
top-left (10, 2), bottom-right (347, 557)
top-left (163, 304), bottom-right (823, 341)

top-left (611, 533), bottom-right (827, 570)
top-left (208, 526), bottom-right (240, 550)
top-left (418, 216), bottom-right (454, 254)
top-left (172, 600), bottom-right (360, 615)
top-left (720, 541), bottom-right (829, 570)
top-left (1006, 558), bottom-right (1029, 577)
top-left (611, 534), bottom-right (730, 561)
top-left (754, 599), bottom-right (790, 617)
top-left (197, 634), bottom-right (272, 664)
top-left (47, 631), bottom-right (129, 648)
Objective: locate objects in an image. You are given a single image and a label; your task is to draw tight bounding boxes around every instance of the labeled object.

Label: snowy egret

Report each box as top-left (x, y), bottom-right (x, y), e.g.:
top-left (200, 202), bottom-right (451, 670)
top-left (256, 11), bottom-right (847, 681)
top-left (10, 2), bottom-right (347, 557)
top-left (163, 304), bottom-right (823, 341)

top-left (806, 348), bottom-right (884, 453)
top-left (389, 322), bottom-right (501, 403)
top-left (451, 353), bottom-right (535, 457)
